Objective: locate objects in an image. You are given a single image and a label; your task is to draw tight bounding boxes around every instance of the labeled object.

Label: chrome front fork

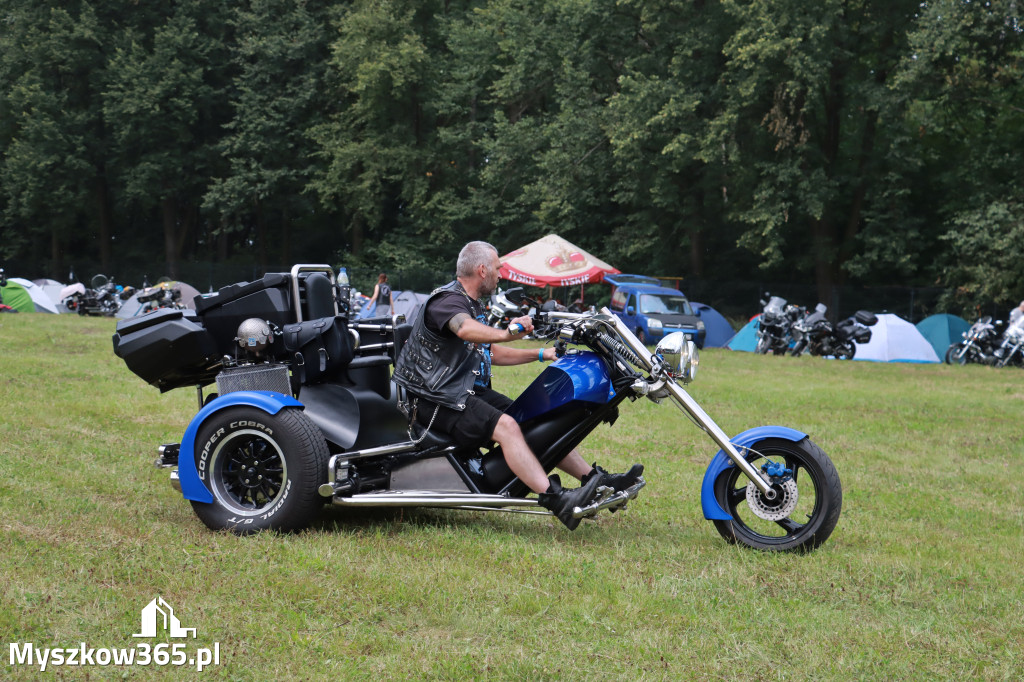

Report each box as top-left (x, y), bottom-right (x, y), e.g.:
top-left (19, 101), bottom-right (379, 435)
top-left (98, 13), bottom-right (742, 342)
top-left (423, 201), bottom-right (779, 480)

top-left (598, 309), bottom-right (775, 497)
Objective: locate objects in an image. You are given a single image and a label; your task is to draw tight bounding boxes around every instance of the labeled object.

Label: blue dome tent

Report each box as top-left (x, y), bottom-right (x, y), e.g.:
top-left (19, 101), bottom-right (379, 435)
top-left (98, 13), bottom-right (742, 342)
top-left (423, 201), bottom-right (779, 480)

top-left (726, 316), bottom-right (760, 352)
top-left (916, 313), bottom-right (970, 361)
top-left (691, 302), bottom-right (735, 348)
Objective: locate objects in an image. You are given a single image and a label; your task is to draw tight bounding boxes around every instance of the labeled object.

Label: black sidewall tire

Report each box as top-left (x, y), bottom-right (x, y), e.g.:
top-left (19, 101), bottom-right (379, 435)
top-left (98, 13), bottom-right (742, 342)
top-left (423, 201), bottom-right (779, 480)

top-left (945, 343), bottom-right (968, 365)
top-left (189, 406), bottom-right (328, 534)
top-left (711, 437), bottom-right (842, 552)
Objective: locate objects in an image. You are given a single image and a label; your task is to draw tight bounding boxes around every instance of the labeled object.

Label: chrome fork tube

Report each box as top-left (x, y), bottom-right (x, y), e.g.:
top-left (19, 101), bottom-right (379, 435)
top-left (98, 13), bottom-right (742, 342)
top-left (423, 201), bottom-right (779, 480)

top-left (661, 383), bottom-right (773, 495)
top-left (598, 308), bottom-right (774, 496)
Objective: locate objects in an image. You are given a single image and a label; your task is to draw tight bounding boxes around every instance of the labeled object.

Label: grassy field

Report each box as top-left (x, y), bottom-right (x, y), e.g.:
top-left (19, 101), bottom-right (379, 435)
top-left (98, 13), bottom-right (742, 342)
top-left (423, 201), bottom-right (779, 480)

top-left (1, 313), bottom-right (1022, 680)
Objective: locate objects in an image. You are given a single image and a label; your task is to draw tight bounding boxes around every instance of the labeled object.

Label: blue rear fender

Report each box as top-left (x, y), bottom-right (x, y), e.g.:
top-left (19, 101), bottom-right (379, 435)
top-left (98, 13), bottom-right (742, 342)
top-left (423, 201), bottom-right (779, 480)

top-left (177, 391), bottom-right (304, 503)
top-left (700, 425), bottom-right (807, 521)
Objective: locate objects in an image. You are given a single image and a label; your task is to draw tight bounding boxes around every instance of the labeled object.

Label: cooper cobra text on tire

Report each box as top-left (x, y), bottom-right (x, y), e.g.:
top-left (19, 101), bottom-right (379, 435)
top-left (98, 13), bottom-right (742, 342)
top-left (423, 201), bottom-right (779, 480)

top-left (712, 437), bottom-right (842, 552)
top-left (190, 406), bottom-right (328, 534)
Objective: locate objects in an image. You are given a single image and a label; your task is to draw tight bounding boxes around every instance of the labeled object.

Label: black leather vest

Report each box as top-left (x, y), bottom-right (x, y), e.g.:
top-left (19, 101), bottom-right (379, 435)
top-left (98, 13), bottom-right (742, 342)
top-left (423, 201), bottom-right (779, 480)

top-left (393, 281), bottom-right (485, 410)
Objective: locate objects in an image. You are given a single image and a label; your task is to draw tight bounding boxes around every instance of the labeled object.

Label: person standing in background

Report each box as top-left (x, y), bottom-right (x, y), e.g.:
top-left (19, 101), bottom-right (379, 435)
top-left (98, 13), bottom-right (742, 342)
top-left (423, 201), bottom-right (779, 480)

top-left (368, 273), bottom-right (394, 316)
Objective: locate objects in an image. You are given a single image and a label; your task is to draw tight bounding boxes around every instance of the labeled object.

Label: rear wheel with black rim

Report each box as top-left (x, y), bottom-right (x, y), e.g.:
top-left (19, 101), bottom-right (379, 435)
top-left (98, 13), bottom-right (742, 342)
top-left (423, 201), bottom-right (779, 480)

top-left (834, 340), bottom-right (855, 360)
top-left (190, 407), bottom-right (328, 534)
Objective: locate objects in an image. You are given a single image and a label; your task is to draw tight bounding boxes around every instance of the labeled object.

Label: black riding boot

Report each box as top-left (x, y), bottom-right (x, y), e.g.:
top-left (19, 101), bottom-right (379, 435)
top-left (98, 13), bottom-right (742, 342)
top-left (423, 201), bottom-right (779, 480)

top-left (582, 462), bottom-right (644, 493)
top-left (537, 474), bottom-right (603, 530)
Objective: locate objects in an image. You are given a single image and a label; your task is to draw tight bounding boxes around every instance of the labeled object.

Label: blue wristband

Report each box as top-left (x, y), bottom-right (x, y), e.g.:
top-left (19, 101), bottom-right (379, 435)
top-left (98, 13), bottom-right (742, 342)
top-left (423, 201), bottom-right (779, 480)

top-left (538, 349), bottom-right (545, 362)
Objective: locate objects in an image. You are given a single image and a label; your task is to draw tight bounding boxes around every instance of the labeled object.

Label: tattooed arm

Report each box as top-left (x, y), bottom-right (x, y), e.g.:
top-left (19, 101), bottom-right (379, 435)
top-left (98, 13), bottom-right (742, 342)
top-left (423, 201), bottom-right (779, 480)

top-left (446, 312), bottom-right (535, 344)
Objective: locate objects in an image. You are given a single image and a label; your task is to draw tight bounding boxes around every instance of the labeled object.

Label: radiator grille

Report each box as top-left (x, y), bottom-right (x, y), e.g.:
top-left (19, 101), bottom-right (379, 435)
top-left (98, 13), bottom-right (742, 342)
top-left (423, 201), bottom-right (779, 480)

top-left (216, 364), bottom-right (291, 396)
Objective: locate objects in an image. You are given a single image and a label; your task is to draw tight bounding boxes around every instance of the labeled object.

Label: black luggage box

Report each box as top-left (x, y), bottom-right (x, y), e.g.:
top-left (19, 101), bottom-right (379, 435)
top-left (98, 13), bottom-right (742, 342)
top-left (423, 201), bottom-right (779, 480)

top-left (854, 310), bottom-right (878, 326)
top-left (113, 308), bottom-right (219, 391)
top-left (194, 273), bottom-right (293, 357)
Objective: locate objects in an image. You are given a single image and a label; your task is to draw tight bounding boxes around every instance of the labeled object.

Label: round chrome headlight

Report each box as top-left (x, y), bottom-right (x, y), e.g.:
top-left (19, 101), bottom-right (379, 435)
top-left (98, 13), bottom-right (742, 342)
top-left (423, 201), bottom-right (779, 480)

top-left (655, 332), bottom-right (698, 383)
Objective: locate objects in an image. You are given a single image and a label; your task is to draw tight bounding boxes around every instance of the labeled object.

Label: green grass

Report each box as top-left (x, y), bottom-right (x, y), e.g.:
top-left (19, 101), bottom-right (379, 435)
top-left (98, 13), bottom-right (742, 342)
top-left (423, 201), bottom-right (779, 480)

top-left (2, 314), bottom-right (1022, 680)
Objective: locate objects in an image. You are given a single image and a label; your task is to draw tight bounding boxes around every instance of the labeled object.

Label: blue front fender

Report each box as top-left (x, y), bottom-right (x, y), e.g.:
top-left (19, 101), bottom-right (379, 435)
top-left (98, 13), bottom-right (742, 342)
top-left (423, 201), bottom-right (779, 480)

top-left (177, 391), bottom-right (303, 503)
top-left (700, 425), bottom-right (807, 521)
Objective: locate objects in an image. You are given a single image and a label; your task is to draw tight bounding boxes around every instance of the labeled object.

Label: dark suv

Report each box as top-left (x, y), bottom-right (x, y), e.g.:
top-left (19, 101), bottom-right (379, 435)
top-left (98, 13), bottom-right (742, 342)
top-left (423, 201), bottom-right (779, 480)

top-left (606, 274), bottom-right (706, 348)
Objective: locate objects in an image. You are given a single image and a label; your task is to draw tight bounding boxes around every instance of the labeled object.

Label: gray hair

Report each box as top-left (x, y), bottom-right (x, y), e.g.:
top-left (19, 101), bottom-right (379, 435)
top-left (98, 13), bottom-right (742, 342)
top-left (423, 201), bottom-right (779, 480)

top-left (456, 240), bottom-right (498, 278)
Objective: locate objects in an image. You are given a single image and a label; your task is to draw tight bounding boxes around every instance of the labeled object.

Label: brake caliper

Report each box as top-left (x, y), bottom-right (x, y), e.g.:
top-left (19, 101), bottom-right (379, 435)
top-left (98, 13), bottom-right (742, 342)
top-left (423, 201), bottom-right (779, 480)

top-left (761, 460), bottom-right (793, 482)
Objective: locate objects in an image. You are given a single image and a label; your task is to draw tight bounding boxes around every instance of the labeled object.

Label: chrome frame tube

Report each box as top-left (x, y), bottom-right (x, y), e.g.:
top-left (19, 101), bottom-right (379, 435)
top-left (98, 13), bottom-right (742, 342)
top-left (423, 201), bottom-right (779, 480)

top-left (596, 308), bottom-right (774, 496)
top-left (321, 445), bottom-right (459, 496)
top-left (331, 491), bottom-right (540, 509)
top-left (289, 264), bottom-right (338, 322)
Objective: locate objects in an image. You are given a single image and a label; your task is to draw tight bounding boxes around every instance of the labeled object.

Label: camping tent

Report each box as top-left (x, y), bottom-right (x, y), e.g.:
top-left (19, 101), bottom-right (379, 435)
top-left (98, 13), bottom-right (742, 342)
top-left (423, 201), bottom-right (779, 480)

top-left (357, 289), bottom-right (430, 321)
top-left (1, 277), bottom-right (59, 313)
top-left (691, 302), bottom-right (735, 348)
top-left (32, 278), bottom-right (69, 312)
top-left (854, 313), bottom-right (940, 363)
top-left (393, 290), bottom-right (429, 321)
top-left (726, 315), bottom-right (760, 352)
top-left (916, 313), bottom-right (970, 361)
top-left (499, 234), bottom-right (619, 288)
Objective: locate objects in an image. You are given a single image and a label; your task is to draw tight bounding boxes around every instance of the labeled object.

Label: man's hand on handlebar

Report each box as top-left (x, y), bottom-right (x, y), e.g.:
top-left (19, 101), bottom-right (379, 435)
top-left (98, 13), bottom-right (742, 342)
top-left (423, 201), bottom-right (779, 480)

top-left (506, 315), bottom-right (534, 338)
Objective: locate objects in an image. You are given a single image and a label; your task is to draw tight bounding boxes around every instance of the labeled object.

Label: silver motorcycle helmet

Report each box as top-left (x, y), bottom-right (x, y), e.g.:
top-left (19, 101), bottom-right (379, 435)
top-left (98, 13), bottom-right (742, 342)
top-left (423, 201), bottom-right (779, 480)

top-left (236, 318), bottom-right (273, 354)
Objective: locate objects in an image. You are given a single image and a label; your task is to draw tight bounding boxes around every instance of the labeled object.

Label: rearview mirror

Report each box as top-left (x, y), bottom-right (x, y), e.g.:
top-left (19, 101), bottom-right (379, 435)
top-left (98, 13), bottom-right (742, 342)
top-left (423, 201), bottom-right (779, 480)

top-left (504, 287), bottom-right (526, 304)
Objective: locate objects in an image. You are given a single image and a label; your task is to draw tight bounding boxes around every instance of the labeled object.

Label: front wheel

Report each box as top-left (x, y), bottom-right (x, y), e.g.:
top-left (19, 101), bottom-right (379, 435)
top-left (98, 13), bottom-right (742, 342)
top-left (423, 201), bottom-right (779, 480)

top-left (712, 437), bottom-right (842, 552)
top-left (190, 406), bottom-right (328, 534)
top-left (945, 343), bottom-right (969, 365)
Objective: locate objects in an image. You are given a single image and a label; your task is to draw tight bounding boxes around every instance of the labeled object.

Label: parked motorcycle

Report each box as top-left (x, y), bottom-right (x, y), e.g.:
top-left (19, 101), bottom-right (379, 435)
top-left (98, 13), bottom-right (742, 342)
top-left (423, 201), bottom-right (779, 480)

top-left (112, 264), bottom-right (842, 552)
top-left (136, 283), bottom-right (186, 315)
top-left (486, 286), bottom-right (532, 329)
top-left (945, 316), bottom-right (1002, 365)
top-left (755, 295), bottom-right (803, 355)
top-left (992, 315), bottom-right (1024, 368)
top-left (486, 287), bottom-right (563, 340)
top-left (61, 274), bottom-right (128, 316)
top-left (789, 305), bottom-right (876, 360)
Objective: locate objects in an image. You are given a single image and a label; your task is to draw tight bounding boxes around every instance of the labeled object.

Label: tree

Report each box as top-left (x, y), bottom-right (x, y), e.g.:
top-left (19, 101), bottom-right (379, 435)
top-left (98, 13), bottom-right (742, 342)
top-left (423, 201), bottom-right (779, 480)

top-left (0, 1), bottom-right (112, 278)
top-left (605, 0), bottom-right (736, 277)
top-left (311, 0), bottom-right (441, 270)
top-left (711, 0), bottom-right (923, 302)
top-left (893, 0), bottom-right (1024, 309)
top-left (202, 0), bottom-right (333, 268)
top-left (102, 1), bottom-right (232, 278)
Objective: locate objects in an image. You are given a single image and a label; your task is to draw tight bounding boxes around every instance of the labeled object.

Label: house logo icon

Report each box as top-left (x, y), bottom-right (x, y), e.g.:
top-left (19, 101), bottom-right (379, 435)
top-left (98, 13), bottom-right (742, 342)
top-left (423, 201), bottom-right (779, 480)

top-left (132, 596), bottom-right (197, 638)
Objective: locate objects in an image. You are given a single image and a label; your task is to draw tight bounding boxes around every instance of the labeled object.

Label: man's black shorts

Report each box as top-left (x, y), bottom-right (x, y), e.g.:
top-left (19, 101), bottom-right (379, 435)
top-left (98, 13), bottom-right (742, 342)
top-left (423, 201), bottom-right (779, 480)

top-left (414, 387), bottom-right (513, 446)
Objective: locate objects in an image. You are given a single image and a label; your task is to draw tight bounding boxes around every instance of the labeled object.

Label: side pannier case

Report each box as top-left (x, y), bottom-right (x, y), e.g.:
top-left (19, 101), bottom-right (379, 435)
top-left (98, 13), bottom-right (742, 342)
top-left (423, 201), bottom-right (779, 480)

top-left (112, 308), bottom-right (219, 391)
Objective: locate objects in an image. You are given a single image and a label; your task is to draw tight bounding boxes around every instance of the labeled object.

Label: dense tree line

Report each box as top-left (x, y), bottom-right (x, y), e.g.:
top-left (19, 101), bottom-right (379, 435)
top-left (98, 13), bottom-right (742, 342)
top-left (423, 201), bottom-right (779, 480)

top-left (1, 0), bottom-right (1021, 312)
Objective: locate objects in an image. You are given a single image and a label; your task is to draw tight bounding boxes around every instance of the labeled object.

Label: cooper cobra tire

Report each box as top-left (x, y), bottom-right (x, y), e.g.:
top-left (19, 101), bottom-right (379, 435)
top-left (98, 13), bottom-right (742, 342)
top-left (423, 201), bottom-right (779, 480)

top-left (190, 406), bottom-right (328, 534)
top-left (712, 437), bottom-right (842, 552)
top-left (755, 335), bottom-right (771, 354)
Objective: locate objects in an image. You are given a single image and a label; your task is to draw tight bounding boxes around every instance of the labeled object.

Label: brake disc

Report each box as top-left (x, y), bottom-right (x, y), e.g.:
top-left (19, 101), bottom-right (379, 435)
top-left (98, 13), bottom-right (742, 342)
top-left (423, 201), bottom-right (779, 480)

top-left (745, 478), bottom-right (799, 521)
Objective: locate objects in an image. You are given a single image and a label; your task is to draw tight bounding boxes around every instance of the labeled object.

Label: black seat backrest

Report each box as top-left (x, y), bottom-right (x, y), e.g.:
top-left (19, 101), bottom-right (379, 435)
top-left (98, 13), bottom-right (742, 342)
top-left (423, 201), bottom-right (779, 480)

top-left (304, 272), bottom-right (336, 321)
